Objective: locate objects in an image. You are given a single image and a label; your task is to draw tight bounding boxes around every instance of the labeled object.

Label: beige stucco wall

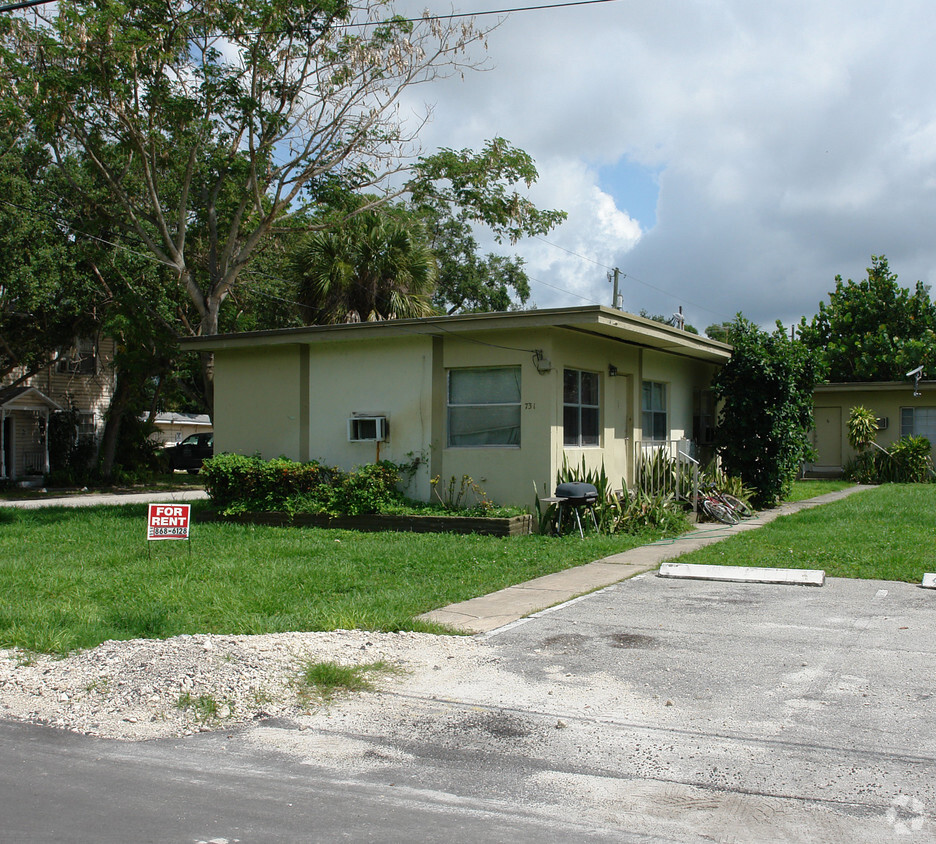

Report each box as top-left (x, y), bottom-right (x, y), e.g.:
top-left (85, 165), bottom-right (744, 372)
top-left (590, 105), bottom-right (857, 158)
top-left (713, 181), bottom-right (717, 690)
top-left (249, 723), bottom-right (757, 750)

top-left (213, 344), bottom-right (305, 461)
top-left (306, 336), bottom-right (435, 501)
top-left (210, 324), bottom-right (723, 510)
top-left (811, 384), bottom-right (936, 470)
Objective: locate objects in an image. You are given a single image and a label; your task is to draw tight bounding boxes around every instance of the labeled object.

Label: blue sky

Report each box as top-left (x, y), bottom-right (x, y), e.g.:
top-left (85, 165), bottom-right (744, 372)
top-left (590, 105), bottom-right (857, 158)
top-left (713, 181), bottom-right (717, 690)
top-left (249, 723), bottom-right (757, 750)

top-left (394, 0), bottom-right (936, 332)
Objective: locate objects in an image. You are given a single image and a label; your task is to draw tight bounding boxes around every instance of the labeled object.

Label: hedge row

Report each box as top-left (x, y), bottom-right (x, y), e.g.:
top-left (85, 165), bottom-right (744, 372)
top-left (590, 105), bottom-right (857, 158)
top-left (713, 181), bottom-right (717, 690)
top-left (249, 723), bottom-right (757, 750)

top-left (201, 454), bottom-right (403, 516)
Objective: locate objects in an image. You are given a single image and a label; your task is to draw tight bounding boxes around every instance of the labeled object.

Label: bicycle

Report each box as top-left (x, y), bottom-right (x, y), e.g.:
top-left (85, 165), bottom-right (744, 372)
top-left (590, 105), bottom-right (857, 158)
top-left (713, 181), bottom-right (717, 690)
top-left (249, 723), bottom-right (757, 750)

top-left (698, 484), bottom-right (755, 525)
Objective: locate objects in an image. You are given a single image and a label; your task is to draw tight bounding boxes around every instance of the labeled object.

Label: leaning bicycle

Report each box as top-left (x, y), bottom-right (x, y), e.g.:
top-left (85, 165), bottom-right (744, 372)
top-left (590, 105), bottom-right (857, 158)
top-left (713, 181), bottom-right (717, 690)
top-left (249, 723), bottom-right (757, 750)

top-left (698, 484), bottom-right (755, 525)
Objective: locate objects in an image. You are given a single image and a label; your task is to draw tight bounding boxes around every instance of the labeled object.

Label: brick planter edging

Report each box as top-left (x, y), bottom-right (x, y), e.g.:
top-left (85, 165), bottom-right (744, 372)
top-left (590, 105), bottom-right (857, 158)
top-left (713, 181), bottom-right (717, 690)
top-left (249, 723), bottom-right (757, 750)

top-left (200, 510), bottom-right (534, 537)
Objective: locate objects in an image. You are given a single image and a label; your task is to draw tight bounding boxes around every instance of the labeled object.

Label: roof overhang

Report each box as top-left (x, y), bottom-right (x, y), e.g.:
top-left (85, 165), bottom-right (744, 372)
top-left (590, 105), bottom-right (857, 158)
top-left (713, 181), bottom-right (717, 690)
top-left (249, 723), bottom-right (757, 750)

top-left (814, 381), bottom-right (936, 394)
top-left (0, 386), bottom-right (63, 412)
top-left (180, 306), bottom-right (732, 365)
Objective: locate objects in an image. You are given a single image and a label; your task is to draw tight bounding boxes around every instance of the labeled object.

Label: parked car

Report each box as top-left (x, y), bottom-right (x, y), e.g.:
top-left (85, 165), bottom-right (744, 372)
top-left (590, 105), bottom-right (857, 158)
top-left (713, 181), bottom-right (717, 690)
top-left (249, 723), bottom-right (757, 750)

top-left (166, 433), bottom-right (213, 473)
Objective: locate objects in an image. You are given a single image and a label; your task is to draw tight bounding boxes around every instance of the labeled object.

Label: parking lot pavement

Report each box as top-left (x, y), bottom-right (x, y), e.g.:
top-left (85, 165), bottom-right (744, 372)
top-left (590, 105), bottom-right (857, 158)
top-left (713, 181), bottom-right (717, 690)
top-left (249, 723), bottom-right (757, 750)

top-left (476, 574), bottom-right (936, 841)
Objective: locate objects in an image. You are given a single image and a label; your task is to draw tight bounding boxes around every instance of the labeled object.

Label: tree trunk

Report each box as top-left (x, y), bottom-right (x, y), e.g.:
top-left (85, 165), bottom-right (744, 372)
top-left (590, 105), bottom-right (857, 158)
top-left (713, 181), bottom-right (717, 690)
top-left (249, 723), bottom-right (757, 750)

top-left (98, 375), bottom-right (132, 480)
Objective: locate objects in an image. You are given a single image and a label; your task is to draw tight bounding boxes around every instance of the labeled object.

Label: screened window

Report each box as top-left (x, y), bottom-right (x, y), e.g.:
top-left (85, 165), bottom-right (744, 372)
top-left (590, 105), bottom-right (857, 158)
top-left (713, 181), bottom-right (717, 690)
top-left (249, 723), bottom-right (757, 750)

top-left (563, 369), bottom-right (600, 446)
top-left (447, 367), bottom-right (521, 447)
top-left (901, 407), bottom-right (936, 441)
top-left (642, 381), bottom-right (668, 442)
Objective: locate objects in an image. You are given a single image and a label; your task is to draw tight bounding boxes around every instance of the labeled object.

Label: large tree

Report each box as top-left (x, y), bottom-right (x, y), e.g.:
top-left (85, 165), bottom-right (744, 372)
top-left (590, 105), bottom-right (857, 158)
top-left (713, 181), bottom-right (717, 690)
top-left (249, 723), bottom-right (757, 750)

top-left (712, 316), bottom-right (820, 507)
top-left (798, 255), bottom-right (936, 382)
top-left (0, 129), bottom-right (103, 383)
top-left (0, 0), bottom-right (497, 411)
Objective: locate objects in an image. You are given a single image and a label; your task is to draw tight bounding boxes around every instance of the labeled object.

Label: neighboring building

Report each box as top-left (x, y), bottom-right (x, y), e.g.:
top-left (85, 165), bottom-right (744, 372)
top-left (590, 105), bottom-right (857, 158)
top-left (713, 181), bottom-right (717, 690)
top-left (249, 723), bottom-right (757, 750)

top-left (149, 413), bottom-right (213, 446)
top-left (809, 380), bottom-right (936, 476)
top-left (182, 306), bottom-right (730, 508)
top-left (0, 337), bottom-right (115, 482)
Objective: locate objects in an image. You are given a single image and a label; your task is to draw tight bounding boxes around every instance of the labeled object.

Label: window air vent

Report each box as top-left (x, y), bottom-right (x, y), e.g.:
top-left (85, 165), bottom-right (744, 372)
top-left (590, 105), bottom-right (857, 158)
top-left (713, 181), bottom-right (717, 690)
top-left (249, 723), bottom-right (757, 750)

top-left (348, 416), bottom-right (388, 442)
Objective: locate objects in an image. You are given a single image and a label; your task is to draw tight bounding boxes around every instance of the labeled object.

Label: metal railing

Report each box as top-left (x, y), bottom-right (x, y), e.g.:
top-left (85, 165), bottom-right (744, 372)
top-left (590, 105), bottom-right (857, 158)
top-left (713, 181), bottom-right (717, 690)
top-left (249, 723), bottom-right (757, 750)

top-left (24, 450), bottom-right (46, 475)
top-left (635, 439), bottom-right (700, 509)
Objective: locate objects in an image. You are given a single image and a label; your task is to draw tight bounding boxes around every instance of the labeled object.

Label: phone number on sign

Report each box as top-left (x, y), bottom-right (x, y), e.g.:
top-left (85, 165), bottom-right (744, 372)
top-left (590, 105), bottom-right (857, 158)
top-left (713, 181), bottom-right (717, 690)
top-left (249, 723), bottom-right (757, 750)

top-left (149, 527), bottom-right (188, 537)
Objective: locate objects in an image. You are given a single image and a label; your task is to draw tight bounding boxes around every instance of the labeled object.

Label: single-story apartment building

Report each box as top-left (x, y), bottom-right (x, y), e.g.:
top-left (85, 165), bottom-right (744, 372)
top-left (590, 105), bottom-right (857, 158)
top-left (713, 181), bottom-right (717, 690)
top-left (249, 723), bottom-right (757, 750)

top-left (809, 380), bottom-right (936, 475)
top-left (182, 306), bottom-right (731, 508)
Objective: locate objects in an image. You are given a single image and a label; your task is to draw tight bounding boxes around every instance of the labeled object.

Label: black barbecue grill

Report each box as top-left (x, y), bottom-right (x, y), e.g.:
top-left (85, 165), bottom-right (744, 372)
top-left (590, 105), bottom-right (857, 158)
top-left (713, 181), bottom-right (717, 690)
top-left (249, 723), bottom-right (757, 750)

top-left (554, 482), bottom-right (599, 538)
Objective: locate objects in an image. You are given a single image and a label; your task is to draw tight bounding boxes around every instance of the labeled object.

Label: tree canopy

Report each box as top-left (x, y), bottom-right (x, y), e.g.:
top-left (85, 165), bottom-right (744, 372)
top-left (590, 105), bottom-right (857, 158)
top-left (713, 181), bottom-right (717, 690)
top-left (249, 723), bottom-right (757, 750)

top-left (0, 3), bottom-right (565, 410)
top-left (798, 255), bottom-right (936, 382)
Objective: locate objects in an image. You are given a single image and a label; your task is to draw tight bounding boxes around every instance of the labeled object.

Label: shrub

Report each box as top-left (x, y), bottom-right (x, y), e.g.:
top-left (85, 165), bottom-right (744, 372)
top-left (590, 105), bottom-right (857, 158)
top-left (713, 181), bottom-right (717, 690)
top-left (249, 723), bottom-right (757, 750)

top-left (712, 316), bottom-right (820, 507)
top-left (847, 406), bottom-right (878, 453)
top-left (534, 457), bottom-right (688, 536)
top-left (201, 455), bottom-right (412, 517)
top-left (843, 434), bottom-right (935, 484)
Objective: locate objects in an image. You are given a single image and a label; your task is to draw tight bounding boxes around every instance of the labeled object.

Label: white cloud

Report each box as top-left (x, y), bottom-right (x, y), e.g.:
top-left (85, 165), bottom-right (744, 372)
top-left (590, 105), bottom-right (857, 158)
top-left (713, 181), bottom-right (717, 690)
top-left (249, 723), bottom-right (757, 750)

top-left (393, 0), bottom-right (936, 330)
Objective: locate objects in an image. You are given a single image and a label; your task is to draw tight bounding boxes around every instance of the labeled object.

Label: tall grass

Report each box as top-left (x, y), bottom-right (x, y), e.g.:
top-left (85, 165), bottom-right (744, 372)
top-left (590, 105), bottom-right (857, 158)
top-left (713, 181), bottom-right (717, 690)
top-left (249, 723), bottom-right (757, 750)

top-left (0, 502), bottom-right (677, 654)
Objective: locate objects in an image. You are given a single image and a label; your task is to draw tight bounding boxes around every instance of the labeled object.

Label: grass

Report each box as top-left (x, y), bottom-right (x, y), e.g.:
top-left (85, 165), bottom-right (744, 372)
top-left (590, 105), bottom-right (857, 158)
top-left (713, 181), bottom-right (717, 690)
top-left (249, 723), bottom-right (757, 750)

top-left (0, 472), bottom-right (204, 501)
top-left (0, 500), bottom-right (678, 654)
top-left (786, 479), bottom-right (855, 502)
top-left (677, 483), bottom-right (935, 582)
top-left (298, 660), bottom-right (394, 703)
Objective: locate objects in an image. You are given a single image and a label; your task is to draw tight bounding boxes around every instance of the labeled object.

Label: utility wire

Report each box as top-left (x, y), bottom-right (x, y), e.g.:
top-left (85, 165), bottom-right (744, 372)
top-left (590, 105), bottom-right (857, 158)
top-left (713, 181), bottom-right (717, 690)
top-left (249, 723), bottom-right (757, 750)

top-left (533, 234), bottom-right (733, 321)
top-left (0, 0), bottom-right (622, 18)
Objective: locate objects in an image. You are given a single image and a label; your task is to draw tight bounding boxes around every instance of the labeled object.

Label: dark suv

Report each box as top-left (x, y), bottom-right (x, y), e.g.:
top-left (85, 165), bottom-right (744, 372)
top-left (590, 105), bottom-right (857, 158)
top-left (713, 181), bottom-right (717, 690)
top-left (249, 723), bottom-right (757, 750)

top-left (166, 433), bottom-right (213, 472)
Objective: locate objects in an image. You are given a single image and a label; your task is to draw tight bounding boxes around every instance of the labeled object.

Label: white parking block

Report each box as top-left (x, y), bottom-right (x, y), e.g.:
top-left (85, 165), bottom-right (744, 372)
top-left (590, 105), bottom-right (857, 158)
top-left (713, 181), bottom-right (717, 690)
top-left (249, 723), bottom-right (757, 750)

top-left (658, 562), bottom-right (825, 586)
top-left (922, 573), bottom-right (936, 589)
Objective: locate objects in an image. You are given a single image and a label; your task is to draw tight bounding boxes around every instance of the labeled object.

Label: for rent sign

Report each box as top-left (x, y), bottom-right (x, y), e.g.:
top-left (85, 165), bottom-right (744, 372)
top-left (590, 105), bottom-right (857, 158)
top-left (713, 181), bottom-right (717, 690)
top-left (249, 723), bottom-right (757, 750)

top-left (147, 503), bottom-right (191, 541)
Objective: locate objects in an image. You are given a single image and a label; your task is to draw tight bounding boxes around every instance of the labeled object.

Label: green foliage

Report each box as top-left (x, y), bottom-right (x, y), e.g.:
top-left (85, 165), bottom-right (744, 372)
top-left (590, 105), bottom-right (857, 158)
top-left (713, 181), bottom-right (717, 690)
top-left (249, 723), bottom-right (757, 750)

top-left (534, 457), bottom-right (688, 536)
top-left (430, 474), bottom-right (496, 515)
top-left (408, 138), bottom-right (566, 245)
top-left (297, 660), bottom-right (393, 703)
top-left (847, 406), bottom-right (879, 452)
top-left (289, 200), bottom-right (438, 324)
top-left (203, 454), bottom-right (507, 517)
top-left (712, 315), bottom-right (820, 507)
top-left (844, 435), bottom-right (935, 484)
top-left (798, 255), bottom-right (936, 381)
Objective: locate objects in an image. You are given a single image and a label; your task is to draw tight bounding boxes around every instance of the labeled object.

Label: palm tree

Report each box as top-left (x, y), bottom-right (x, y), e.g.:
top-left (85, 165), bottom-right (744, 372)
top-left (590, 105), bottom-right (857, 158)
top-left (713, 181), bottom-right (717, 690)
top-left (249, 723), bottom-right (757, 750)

top-left (290, 208), bottom-right (438, 325)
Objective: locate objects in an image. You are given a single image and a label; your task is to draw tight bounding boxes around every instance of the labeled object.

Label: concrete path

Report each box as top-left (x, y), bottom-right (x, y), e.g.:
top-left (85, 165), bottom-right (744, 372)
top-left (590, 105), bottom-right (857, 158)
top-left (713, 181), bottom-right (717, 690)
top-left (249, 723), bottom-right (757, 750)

top-left (0, 489), bottom-right (209, 509)
top-left (420, 485), bottom-right (873, 633)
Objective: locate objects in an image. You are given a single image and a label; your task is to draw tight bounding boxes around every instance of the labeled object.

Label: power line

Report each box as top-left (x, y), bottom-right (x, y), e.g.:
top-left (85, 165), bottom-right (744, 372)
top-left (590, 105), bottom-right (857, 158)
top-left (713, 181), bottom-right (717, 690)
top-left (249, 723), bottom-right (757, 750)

top-left (0, 0), bottom-right (622, 18)
top-left (532, 234), bottom-right (732, 321)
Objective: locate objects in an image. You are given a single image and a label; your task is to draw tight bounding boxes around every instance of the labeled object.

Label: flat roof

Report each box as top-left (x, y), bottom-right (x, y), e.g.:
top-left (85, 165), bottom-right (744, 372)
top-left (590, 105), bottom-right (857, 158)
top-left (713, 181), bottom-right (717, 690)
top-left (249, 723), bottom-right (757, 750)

top-left (180, 306), bottom-right (732, 364)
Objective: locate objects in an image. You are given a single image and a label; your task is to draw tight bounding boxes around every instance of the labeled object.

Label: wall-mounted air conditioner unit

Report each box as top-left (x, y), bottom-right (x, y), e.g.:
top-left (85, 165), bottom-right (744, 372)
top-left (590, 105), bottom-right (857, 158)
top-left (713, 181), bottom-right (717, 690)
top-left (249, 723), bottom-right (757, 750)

top-left (876, 417), bottom-right (889, 431)
top-left (348, 416), bottom-right (388, 442)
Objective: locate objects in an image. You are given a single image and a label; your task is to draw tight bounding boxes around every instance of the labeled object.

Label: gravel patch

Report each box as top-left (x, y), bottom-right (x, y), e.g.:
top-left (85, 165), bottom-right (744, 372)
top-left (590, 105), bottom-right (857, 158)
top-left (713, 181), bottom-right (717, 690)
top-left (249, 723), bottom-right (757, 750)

top-left (0, 630), bottom-right (482, 741)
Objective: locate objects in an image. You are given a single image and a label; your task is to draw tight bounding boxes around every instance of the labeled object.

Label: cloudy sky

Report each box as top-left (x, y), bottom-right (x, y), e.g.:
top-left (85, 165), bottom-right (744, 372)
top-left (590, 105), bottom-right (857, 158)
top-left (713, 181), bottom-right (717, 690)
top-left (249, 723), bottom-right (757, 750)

top-left (394, 0), bottom-right (936, 333)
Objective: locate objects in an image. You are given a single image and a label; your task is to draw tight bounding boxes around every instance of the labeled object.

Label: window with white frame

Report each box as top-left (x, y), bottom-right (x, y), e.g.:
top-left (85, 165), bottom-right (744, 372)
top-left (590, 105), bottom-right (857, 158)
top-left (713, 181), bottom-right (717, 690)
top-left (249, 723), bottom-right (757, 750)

top-left (447, 367), bottom-right (521, 447)
top-left (901, 406), bottom-right (936, 442)
top-left (563, 369), bottom-right (600, 446)
top-left (642, 381), bottom-right (668, 441)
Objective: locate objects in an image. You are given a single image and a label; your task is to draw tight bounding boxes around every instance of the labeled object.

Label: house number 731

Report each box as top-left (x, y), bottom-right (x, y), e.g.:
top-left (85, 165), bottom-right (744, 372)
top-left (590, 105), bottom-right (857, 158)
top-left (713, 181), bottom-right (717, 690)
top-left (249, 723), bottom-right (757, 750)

top-left (524, 402), bottom-right (536, 410)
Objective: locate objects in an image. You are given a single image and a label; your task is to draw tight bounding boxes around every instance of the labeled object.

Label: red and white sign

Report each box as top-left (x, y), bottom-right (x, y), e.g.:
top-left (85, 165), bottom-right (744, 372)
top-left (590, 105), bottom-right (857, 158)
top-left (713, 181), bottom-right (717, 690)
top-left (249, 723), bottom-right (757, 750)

top-left (147, 503), bottom-right (191, 541)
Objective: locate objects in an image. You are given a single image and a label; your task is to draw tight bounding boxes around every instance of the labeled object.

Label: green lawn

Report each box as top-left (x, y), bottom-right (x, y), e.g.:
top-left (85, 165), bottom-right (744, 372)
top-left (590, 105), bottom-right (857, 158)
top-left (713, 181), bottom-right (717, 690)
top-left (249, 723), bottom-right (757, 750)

top-left (0, 501), bottom-right (675, 654)
top-left (786, 479), bottom-right (855, 502)
top-left (3, 483), bottom-right (930, 655)
top-left (679, 483), bottom-right (935, 582)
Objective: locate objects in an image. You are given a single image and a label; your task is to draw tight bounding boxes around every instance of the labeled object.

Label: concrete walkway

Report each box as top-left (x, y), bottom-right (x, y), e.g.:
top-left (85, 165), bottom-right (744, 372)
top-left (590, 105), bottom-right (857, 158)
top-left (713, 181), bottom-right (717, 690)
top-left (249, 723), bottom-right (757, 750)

top-left (0, 489), bottom-right (209, 509)
top-left (420, 484), bottom-right (872, 634)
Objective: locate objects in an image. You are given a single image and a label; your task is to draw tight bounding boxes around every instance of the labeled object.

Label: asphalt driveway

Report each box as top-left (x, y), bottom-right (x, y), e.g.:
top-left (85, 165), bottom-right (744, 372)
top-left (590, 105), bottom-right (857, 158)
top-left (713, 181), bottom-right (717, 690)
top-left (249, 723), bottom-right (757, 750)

top-left (4, 572), bottom-right (932, 843)
top-left (479, 573), bottom-right (936, 841)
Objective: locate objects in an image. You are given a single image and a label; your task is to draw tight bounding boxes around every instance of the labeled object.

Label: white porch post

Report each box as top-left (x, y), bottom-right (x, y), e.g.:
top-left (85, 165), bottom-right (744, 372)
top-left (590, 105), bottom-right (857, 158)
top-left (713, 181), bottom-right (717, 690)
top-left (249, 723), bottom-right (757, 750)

top-left (0, 409), bottom-right (5, 479)
top-left (42, 409), bottom-right (51, 474)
